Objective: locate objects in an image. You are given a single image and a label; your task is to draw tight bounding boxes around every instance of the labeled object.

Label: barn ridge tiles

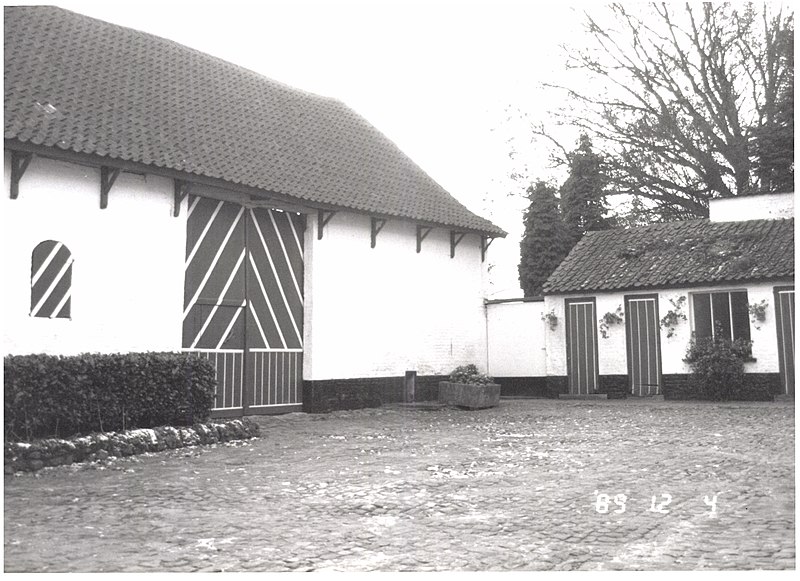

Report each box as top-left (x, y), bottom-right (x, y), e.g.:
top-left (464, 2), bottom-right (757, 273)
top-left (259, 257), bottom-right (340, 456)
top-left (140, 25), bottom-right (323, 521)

top-left (4, 6), bottom-right (505, 237)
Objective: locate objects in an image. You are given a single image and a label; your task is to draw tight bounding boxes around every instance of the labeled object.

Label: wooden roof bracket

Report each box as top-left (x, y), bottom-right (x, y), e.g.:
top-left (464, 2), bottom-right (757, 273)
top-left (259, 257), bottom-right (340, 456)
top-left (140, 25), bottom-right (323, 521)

top-left (370, 217), bottom-right (387, 248)
top-left (9, 151), bottom-right (33, 199)
top-left (100, 166), bottom-right (121, 209)
top-left (450, 230), bottom-right (466, 259)
top-left (317, 209), bottom-right (336, 240)
top-left (173, 179), bottom-right (190, 217)
top-left (416, 225), bottom-right (433, 253)
top-left (481, 235), bottom-right (496, 263)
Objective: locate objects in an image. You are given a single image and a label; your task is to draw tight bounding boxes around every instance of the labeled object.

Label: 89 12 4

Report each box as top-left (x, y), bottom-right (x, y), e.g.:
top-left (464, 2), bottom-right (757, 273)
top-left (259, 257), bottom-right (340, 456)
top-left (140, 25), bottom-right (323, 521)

top-left (593, 490), bottom-right (718, 515)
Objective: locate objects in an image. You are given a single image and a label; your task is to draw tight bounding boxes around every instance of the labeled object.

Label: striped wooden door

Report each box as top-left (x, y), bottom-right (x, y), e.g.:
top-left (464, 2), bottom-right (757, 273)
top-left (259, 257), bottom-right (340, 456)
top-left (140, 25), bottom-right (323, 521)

top-left (625, 295), bottom-right (662, 396)
top-left (245, 206), bottom-right (304, 412)
top-left (565, 299), bottom-right (599, 394)
top-left (774, 286), bottom-right (794, 396)
top-left (182, 196), bottom-right (304, 416)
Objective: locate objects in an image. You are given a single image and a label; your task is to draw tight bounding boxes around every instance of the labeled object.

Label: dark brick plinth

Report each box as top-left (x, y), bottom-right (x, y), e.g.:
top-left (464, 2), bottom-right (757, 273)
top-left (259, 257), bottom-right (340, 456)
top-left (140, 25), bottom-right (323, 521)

top-left (494, 376), bottom-right (549, 398)
top-left (546, 376), bottom-right (569, 398)
top-left (543, 375), bottom-right (627, 399)
top-left (302, 375), bottom-right (447, 413)
top-left (663, 373), bottom-right (781, 401)
top-left (598, 375), bottom-right (629, 399)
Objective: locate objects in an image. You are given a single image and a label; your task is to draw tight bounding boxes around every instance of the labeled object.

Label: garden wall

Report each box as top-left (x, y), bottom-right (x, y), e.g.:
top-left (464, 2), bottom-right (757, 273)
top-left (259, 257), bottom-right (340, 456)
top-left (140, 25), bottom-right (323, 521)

top-left (485, 298), bottom-right (547, 396)
top-left (5, 418), bottom-right (260, 473)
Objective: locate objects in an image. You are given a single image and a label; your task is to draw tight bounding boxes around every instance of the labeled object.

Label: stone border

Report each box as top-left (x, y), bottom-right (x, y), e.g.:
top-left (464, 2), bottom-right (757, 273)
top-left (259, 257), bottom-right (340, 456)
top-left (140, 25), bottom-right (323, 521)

top-left (4, 418), bottom-right (260, 473)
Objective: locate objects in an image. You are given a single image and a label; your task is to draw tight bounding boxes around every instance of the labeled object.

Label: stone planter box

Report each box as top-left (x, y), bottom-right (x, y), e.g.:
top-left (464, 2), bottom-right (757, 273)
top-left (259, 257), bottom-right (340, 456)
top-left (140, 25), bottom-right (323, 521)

top-left (438, 381), bottom-right (501, 409)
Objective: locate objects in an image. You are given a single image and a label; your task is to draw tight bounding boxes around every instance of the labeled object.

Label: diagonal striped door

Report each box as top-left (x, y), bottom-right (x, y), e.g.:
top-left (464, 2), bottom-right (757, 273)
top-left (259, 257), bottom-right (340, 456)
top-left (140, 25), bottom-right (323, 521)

top-left (625, 295), bottom-right (662, 396)
top-left (565, 299), bottom-right (599, 395)
top-left (246, 206), bottom-right (304, 411)
top-left (774, 286), bottom-right (794, 396)
top-left (182, 195), bottom-right (304, 416)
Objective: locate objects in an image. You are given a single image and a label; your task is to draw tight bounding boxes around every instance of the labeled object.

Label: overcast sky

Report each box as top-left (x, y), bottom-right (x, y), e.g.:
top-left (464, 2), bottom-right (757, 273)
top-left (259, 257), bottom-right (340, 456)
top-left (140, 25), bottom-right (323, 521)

top-left (34, 0), bottom-right (591, 297)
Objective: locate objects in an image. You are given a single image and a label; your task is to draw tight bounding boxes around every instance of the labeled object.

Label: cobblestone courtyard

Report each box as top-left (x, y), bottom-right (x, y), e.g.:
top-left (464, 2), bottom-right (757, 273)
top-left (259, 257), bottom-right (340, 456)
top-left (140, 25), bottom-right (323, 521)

top-left (3, 398), bottom-right (795, 572)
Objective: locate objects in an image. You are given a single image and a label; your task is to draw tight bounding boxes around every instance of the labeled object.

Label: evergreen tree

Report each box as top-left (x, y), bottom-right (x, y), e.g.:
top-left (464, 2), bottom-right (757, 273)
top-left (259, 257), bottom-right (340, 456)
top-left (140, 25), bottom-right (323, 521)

top-left (752, 27), bottom-right (794, 193)
top-left (518, 181), bottom-right (573, 297)
top-left (560, 134), bottom-right (610, 244)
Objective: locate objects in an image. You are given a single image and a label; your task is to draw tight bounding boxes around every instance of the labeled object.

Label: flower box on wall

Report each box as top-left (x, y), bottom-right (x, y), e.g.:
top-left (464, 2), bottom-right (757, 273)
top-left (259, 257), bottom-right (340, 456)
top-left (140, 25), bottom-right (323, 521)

top-left (438, 381), bottom-right (501, 409)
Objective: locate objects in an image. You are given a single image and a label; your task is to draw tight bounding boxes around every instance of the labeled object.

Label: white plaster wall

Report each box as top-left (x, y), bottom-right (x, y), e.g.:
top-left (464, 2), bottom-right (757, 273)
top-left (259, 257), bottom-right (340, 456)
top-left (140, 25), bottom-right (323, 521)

top-left (2, 153), bottom-right (186, 355)
top-left (303, 211), bottom-right (489, 379)
top-left (709, 192), bottom-right (794, 222)
top-left (544, 282), bottom-right (789, 377)
top-left (486, 300), bottom-right (546, 377)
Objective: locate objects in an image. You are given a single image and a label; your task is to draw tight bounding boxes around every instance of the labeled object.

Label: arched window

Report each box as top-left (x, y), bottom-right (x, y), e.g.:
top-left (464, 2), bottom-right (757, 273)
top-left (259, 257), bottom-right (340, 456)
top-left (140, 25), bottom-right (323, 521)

top-left (30, 240), bottom-right (73, 319)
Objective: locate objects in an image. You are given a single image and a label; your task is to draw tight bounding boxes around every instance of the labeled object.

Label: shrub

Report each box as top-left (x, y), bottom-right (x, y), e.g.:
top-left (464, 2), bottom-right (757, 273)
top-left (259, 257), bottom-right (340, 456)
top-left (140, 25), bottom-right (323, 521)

top-left (4, 352), bottom-right (216, 441)
top-left (684, 324), bottom-right (752, 401)
top-left (448, 364), bottom-right (495, 386)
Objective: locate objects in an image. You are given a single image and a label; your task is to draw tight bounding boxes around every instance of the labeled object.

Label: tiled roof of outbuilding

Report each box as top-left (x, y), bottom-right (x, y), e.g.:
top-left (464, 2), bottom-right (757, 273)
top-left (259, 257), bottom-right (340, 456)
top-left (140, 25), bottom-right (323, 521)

top-left (4, 6), bottom-right (504, 236)
top-left (543, 218), bottom-right (794, 294)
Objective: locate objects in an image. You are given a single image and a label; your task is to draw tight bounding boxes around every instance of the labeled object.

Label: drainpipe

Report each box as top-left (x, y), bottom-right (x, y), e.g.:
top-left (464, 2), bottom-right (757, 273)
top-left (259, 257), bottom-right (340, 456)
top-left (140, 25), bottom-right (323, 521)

top-left (484, 300), bottom-right (490, 376)
top-left (404, 370), bottom-right (416, 403)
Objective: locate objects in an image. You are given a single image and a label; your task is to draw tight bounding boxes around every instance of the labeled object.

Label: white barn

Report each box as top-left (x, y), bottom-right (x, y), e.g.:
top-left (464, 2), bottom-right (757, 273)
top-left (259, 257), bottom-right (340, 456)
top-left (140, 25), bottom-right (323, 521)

top-left (3, 6), bottom-right (505, 415)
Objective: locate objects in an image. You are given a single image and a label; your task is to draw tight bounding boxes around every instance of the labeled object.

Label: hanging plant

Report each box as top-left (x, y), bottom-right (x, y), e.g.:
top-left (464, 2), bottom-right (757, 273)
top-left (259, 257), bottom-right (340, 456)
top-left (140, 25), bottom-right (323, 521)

top-left (599, 305), bottom-right (624, 339)
top-left (659, 296), bottom-right (687, 338)
top-left (541, 309), bottom-right (558, 331)
top-left (748, 299), bottom-right (768, 329)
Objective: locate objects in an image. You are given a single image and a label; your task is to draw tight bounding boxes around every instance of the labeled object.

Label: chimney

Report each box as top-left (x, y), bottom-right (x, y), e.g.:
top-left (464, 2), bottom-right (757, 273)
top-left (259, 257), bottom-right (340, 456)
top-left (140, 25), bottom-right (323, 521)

top-left (709, 192), bottom-right (794, 222)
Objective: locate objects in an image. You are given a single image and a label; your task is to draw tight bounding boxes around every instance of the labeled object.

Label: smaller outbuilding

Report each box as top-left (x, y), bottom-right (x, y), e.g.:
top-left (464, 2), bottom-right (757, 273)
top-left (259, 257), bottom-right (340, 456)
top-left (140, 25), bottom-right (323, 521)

top-left (540, 192), bottom-right (794, 400)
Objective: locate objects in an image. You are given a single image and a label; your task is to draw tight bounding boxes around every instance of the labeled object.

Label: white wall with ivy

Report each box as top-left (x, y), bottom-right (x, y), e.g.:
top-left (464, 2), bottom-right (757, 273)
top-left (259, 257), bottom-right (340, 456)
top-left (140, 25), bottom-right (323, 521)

top-left (542, 282), bottom-right (788, 379)
top-left (661, 282), bottom-right (786, 375)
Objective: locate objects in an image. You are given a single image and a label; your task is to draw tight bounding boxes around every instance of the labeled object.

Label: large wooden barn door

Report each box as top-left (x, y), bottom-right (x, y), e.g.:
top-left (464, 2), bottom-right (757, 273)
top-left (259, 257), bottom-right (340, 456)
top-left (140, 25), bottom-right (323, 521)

top-left (245, 206), bottom-right (304, 413)
top-left (565, 298), bottom-right (599, 394)
top-left (625, 295), bottom-right (662, 396)
top-left (774, 286), bottom-right (794, 396)
top-left (182, 196), bottom-right (304, 416)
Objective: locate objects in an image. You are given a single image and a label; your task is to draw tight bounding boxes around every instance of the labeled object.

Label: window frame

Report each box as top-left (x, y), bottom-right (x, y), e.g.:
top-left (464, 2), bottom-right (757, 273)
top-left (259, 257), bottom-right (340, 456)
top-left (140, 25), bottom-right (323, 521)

top-left (690, 288), bottom-right (751, 343)
top-left (30, 240), bottom-right (73, 320)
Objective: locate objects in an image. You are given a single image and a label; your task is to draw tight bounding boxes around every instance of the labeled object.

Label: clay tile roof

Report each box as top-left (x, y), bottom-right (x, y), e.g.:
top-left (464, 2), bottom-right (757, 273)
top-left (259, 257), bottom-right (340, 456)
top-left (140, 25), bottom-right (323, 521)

top-left (543, 218), bottom-right (794, 294)
top-left (4, 6), bottom-right (505, 236)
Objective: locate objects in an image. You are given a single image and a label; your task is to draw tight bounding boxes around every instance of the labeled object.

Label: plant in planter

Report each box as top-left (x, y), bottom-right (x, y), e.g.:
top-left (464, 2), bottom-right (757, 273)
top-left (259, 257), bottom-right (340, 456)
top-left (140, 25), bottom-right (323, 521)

top-left (659, 296), bottom-right (687, 338)
top-left (599, 305), bottom-right (624, 339)
top-left (541, 309), bottom-right (558, 331)
top-left (438, 364), bottom-right (500, 409)
top-left (748, 299), bottom-right (768, 329)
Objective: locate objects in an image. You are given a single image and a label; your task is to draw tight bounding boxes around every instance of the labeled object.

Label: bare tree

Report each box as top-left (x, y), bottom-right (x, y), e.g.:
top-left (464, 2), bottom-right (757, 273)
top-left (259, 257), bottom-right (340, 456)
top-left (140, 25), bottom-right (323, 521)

top-left (537, 2), bottom-right (793, 220)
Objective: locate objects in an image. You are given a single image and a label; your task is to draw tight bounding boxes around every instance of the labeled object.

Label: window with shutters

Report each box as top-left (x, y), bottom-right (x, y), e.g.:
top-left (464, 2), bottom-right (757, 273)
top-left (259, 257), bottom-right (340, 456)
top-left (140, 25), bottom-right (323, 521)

top-left (30, 240), bottom-right (73, 319)
top-left (691, 290), bottom-right (750, 343)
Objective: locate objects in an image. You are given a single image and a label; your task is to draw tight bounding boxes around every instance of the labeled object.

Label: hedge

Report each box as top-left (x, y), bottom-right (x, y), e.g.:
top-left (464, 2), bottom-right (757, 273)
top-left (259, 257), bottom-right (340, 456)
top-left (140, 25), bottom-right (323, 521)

top-left (684, 323), bottom-right (752, 401)
top-left (4, 352), bottom-right (217, 441)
